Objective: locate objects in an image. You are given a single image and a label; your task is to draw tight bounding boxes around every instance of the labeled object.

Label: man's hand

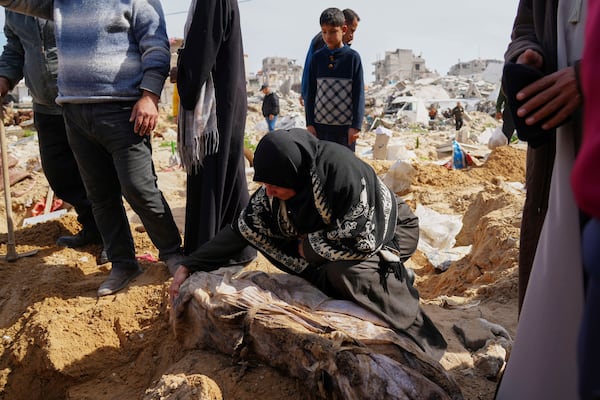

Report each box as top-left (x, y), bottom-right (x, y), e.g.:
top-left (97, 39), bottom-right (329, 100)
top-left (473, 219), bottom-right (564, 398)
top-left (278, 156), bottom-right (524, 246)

top-left (348, 128), bottom-right (360, 145)
top-left (515, 48), bottom-right (581, 130)
top-left (306, 125), bottom-right (317, 137)
top-left (516, 48), bottom-right (544, 70)
top-left (130, 90), bottom-right (159, 136)
top-left (169, 265), bottom-right (190, 305)
top-left (515, 66), bottom-right (581, 130)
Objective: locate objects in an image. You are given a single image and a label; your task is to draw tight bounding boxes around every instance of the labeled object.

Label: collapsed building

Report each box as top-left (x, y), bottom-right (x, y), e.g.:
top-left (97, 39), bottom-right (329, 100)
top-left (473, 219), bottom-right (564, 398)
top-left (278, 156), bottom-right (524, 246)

top-left (372, 48), bottom-right (437, 84)
top-left (249, 51), bottom-right (502, 131)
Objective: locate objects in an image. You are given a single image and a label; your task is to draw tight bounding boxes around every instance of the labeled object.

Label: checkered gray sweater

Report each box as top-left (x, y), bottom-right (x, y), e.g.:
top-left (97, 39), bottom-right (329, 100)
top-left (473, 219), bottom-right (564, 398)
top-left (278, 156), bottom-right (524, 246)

top-left (305, 45), bottom-right (365, 130)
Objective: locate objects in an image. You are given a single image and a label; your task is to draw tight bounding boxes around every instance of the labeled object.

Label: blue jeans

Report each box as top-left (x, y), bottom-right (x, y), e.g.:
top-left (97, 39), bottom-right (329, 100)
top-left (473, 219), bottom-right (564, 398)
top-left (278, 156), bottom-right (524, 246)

top-left (62, 102), bottom-right (181, 269)
top-left (266, 115), bottom-right (277, 132)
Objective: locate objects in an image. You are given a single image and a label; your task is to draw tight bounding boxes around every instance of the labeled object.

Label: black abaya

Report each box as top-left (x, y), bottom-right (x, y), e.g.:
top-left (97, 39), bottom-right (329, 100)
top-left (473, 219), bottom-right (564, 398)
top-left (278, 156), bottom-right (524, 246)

top-left (177, 0), bottom-right (255, 263)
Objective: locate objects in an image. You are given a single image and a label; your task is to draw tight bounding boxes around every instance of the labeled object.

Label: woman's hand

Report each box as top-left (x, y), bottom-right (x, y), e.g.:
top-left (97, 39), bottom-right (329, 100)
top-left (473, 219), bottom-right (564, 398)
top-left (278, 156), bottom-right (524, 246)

top-left (169, 265), bottom-right (191, 305)
top-left (297, 234), bottom-right (308, 258)
top-left (298, 238), bottom-right (305, 258)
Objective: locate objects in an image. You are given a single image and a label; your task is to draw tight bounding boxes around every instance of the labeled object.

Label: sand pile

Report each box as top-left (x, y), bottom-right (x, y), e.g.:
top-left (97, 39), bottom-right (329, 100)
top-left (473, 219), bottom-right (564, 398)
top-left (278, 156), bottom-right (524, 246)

top-left (0, 106), bottom-right (525, 399)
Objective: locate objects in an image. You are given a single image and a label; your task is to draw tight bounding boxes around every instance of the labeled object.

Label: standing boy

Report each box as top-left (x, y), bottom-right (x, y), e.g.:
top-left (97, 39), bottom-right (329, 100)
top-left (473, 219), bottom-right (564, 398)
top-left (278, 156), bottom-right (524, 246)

top-left (299, 8), bottom-right (360, 106)
top-left (304, 7), bottom-right (365, 152)
top-left (260, 84), bottom-right (279, 132)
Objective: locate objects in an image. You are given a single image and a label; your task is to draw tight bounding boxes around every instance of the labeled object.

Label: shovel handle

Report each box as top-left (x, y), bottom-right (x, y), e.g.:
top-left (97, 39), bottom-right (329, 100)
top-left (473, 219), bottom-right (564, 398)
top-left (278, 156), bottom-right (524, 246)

top-left (0, 106), bottom-right (18, 261)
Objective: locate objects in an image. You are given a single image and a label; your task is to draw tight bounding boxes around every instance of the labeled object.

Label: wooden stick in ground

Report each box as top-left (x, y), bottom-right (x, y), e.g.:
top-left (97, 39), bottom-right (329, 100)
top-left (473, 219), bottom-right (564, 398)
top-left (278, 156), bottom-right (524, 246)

top-left (1, 111), bottom-right (19, 261)
top-left (0, 106), bottom-right (37, 261)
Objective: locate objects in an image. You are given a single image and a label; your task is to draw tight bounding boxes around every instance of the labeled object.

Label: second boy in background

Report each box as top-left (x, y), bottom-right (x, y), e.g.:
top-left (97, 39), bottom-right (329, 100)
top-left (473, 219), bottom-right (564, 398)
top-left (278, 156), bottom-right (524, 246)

top-left (304, 7), bottom-right (365, 152)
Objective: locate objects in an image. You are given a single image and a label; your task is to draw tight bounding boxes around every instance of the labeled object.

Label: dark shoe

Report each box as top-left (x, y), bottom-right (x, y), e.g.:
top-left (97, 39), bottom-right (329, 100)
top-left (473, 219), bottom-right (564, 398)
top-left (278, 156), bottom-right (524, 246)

top-left (56, 228), bottom-right (102, 248)
top-left (164, 254), bottom-right (185, 276)
top-left (97, 265), bottom-right (143, 297)
top-left (97, 248), bottom-right (109, 265)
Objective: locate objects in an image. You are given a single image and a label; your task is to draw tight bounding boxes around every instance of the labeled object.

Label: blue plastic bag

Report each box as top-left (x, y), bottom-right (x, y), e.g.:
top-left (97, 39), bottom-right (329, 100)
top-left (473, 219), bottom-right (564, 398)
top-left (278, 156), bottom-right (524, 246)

top-left (452, 140), bottom-right (467, 169)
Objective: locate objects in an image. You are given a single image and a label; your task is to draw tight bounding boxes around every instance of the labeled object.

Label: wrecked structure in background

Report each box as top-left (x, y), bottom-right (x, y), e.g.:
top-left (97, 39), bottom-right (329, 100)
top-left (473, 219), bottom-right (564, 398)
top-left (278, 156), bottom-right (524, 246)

top-left (4, 42), bottom-right (504, 149)
top-left (372, 48), bottom-right (437, 84)
top-left (246, 51), bottom-right (503, 134)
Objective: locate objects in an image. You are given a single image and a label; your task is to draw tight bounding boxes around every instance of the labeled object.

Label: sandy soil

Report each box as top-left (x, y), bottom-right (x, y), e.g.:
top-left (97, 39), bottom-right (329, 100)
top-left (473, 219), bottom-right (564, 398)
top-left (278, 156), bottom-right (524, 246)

top-left (0, 111), bottom-right (524, 400)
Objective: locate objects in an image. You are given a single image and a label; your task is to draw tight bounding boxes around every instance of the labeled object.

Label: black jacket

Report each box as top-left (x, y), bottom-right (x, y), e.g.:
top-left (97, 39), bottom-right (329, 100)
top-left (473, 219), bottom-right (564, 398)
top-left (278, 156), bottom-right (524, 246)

top-left (262, 92), bottom-right (279, 117)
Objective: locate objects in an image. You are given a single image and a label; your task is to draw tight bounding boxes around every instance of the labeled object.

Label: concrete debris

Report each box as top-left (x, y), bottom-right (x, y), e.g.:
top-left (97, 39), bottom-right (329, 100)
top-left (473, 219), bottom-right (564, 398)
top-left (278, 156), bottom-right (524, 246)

top-left (452, 317), bottom-right (512, 352)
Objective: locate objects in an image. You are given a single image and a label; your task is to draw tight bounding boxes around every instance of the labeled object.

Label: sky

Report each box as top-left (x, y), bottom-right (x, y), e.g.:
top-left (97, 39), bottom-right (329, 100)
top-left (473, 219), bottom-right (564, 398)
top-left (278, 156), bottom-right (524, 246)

top-left (161, 0), bottom-right (521, 81)
top-left (0, 0), bottom-right (521, 82)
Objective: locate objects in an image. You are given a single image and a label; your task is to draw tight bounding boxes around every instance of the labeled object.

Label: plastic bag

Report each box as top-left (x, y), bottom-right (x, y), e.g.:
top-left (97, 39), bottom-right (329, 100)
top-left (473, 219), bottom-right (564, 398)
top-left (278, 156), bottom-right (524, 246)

top-left (414, 204), bottom-right (468, 271)
top-left (488, 126), bottom-right (509, 150)
top-left (382, 160), bottom-right (416, 194)
top-left (415, 204), bottom-right (463, 249)
top-left (452, 140), bottom-right (473, 169)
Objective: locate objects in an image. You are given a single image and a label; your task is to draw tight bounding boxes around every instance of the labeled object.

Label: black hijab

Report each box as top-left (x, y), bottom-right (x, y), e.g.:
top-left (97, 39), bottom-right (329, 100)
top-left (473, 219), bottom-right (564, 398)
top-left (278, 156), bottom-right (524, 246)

top-left (252, 129), bottom-right (321, 232)
top-left (252, 128), bottom-right (316, 190)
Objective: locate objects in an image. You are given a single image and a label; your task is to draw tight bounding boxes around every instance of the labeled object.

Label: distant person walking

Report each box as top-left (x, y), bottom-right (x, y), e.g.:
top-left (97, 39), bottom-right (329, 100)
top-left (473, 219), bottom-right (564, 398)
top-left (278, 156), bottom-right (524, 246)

top-left (304, 7), bottom-right (365, 152)
top-left (260, 84), bottom-right (279, 132)
top-left (451, 101), bottom-right (464, 131)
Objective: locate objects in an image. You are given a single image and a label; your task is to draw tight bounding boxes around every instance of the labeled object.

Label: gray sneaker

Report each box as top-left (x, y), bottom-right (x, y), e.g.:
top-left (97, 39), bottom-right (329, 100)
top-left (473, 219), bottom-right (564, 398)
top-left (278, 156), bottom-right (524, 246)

top-left (97, 265), bottom-right (143, 296)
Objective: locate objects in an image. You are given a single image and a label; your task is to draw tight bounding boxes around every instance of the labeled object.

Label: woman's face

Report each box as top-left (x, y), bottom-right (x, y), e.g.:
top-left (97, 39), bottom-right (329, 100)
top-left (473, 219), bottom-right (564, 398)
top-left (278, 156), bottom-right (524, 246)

top-left (263, 184), bottom-right (297, 200)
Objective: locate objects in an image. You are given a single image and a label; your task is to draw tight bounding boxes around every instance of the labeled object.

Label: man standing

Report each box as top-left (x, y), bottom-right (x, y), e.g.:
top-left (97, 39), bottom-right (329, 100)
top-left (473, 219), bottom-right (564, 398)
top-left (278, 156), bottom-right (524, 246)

top-left (0, 11), bottom-right (106, 263)
top-left (0, 0), bottom-right (184, 296)
top-left (260, 84), bottom-right (279, 132)
top-left (495, 0), bottom-right (586, 398)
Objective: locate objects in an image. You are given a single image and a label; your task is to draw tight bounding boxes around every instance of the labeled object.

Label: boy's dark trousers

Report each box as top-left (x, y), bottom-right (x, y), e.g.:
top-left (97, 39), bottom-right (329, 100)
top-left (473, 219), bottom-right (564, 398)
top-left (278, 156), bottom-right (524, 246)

top-left (314, 123), bottom-right (355, 152)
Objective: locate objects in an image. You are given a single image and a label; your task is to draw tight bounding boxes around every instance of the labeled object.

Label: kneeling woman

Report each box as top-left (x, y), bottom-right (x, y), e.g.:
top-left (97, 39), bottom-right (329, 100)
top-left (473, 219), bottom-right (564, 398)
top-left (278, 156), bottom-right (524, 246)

top-left (170, 129), bottom-right (446, 355)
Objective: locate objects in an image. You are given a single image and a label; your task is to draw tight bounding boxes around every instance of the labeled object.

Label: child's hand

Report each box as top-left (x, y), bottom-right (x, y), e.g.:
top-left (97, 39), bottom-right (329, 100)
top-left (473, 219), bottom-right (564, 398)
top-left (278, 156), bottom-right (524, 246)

top-left (348, 128), bottom-right (360, 144)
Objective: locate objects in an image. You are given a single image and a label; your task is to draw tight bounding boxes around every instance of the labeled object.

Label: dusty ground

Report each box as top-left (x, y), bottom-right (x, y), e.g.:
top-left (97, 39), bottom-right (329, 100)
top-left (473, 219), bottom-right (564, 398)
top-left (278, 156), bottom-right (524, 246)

top-left (0, 110), bottom-right (524, 400)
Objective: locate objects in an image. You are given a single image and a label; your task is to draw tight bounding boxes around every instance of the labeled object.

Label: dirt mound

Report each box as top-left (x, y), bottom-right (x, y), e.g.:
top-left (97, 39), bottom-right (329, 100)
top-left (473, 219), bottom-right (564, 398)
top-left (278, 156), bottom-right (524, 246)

top-left (0, 116), bottom-right (525, 399)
